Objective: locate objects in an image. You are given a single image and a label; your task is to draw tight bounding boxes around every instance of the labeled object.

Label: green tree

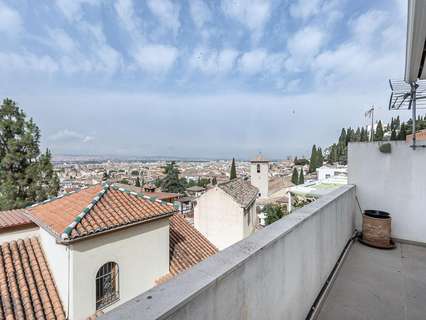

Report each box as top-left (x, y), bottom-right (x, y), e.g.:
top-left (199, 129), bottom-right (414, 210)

top-left (212, 177), bottom-right (217, 185)
top-left (135, 177), bottom-right (141, 187)
top-left (390, 128), bottom-right (397, 141)
top-left (291, 167), bottom-right (299, 185)
top-left (398, 123), bottom-right (407, 140)
top-left (230, 157), bottom-right (237, 180)
top-left (309, 145), bottom-right (317, 173)
top-left (0, 98), bottom-right (59, 209)
top-left (160, 161), bottom-right (185, 193)
top-left (374, 120), bottom-right (384, 141)
top-left (298, 169), bottom-right (304, 185)
top-left (264, 204), bottom-right (285, 225)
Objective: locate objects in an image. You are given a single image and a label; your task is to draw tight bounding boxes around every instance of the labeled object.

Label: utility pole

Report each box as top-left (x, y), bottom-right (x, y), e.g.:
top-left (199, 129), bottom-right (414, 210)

top-left (365, 106), bottom-right (374, 141)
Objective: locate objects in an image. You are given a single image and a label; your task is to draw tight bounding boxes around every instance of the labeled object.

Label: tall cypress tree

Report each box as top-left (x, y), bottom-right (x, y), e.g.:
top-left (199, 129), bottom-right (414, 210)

top-left (309, 145), bottom-right (317, 173)
top-left (298, 169), bottom-right (304, 185)
top-left (375, 120), bottom-right (384, 141)
top-left (0, 98), bottom-right (60, 209)
top-left (291, 167), bottom-right (299, 185)
top-left (230, 158), bottom-right (237, 180)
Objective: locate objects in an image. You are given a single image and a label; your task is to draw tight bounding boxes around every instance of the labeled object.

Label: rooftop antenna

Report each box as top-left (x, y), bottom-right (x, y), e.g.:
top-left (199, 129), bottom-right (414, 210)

top-left (389, 79), bottom-right (426, 149)
top-left (365, 106), bottom-right (374, 141)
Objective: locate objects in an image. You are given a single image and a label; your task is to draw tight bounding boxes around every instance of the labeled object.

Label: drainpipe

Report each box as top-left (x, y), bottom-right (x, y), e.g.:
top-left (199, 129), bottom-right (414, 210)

top-left (411, 81), bottom-right (417, 150)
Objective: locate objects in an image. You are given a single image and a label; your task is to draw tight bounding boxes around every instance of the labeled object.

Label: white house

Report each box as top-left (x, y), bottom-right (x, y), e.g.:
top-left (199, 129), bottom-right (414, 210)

top-left (194, 179), bottom-right (258, 250)
top-left (0, 184), bottom-right (217, 320)
top-left (250, 153), bottom-right (270, 198)
top-left (316, 165), bottom-right (347, 182)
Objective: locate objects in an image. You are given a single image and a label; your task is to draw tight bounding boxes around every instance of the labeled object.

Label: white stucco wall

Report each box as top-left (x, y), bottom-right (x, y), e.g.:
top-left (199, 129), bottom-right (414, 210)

top-left (348, 141), bottom-right (426, 243)
top-left (0, 226), bottom-right (39, 244)
top-left (69, 218), bottom-right (170, 320)
top-left (39, 228), bottom-right (70, 316)
top-left (102, 185), bottom-right (356, 320)
top-left (195, 187), bottom-right (254, 250)
top-left (250, 162), bottom-right (269, 198)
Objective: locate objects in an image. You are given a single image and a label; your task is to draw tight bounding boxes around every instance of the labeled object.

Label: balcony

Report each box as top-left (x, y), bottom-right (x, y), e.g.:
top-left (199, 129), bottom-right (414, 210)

top-left (102, 185), bottom-right (356, 320)
top-left (318, 241), bottom-right (426, 320)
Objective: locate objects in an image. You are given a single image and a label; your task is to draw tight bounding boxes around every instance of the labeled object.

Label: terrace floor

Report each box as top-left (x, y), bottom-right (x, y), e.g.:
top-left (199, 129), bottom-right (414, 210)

top-left (318, 241), bottom-right (426, 320)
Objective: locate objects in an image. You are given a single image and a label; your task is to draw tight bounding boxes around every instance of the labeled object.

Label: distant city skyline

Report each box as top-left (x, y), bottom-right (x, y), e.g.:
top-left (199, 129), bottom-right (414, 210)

top-left (0, 0), bottom-right (417, 158)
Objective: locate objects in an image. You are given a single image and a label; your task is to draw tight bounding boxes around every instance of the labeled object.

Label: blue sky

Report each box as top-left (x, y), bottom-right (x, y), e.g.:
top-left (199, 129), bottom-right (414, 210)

top-left (0, 0), bottom-right (414, 159)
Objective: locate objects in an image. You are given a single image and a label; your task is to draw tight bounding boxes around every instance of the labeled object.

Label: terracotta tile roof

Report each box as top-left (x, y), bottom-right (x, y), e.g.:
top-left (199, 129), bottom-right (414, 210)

top-left (0, 237), bottom-right (65, 320)
top-left (113, 183), bottom-right (182, 201)
top-left (169, 214), bottom-right (218, 276)
top-left (0, 209), bottom-right (35, 231)
top-left (28, 184), bottom-right (177, 241)
top-left (218, 178), bottom-right (259, 208)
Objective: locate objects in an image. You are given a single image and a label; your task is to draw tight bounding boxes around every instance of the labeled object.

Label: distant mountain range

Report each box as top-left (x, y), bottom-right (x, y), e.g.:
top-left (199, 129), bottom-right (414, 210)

top-left (52, 154), bottom-right (233, 163)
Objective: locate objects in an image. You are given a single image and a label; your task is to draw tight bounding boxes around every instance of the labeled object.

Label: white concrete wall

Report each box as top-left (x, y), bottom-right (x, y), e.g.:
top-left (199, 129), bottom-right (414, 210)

top-left (0, 226), bottom-right (39, 244)
top-left (348, 142), bottom-right (426, 243)
top-left (69, 219), bottom-right (170, 320)
top-left (102, 185), bottom-right (356, 320)
top-left (242, 202), bottom-right (256, 238)
top-left (250, 162), bottom-right (269, 198)
top-left (39, 228), bottom-right (70, 317)
top-left (194, 187), bottom-right (248, 250)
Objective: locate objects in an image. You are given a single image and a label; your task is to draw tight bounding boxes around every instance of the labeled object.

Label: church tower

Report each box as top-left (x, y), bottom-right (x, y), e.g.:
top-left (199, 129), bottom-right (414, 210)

top-left (250, 153), bottom-right (269, 198)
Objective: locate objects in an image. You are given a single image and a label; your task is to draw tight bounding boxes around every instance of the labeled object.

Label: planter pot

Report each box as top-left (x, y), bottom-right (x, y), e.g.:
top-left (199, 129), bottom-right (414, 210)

top-left (361, 210), bottom-right (394, 249)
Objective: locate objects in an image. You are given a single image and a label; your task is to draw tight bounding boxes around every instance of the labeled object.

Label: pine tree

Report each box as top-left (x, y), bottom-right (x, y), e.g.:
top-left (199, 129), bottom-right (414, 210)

top-left (160, 162), bottom-right (185, 193)
top-left (298, 169), bottom-right (304, 185)
top-left (291, 167), bottom-right (299, 185)
top-left (309, 145), bottom-right (317, 173)
top-left (135, 177), bottom-right (141, 187)
top-left (0, 98), bottom-right (60, 209)
top-left (230, 158), bottom-right (237, 180)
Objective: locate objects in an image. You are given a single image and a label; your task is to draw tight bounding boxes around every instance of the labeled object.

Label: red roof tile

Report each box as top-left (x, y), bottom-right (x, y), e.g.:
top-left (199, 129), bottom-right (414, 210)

top-left (0, 237), bottom-right (65, 319)
top-left (28, 184), bottom-right (177, 241)
top-left (0, 209), bottom-right (35, 231)
top-left (169, 214), bottom-right (218, 276)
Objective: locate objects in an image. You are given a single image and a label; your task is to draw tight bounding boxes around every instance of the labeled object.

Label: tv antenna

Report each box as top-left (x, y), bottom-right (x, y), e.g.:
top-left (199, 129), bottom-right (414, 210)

top-left (389, 79), bottom-right (426, 149)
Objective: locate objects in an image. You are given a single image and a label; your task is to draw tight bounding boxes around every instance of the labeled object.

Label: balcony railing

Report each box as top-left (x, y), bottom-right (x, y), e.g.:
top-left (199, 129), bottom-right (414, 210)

top-left (102, 185), bottom-right (356, 320)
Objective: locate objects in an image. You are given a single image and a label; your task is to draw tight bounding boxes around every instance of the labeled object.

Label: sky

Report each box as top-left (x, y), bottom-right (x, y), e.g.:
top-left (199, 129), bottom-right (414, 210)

top-left (0, 0), bottom-right (417, 159)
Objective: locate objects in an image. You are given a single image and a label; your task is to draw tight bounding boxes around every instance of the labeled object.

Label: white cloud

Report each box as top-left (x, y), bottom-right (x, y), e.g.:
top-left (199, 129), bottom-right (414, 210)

top-left (285, 26), bottom-right (325, 71)
top-left (114, 0), bottom-right (143, 40)
top-left (190, 48), bottom-right (239, 75)
top-left (221, 0), bottom-right (271, 42)
top-left (0, 2), bottom-right (23, 34)
top-left (48, 28), bottom-right (77, 53)
top-left (189, 0), bottom-right (212, 29)
top-left (134, 44), bottom-right (178, 73)
top-left (0, 52), bottom-right (58, 73)
top-left (350, 10), bottom-right (388, 44)
top-left (146, 0), bottom-right (180, 35)
top-left (49, 129), bottom-right (94, 143)
top-left (238, 49), bottom-right (285, 75)
top-left (290, 0), bottom-right (323, 19)
top-left (55, 0), bottom-right (97, 21)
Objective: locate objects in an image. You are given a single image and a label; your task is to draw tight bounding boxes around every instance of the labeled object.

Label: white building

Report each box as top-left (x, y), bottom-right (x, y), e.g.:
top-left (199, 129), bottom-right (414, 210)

top-left (250, 153), bottom-right (270, 198)
top-left (316, 165), bottom-right (348, 182)
top-left (0, 184), bottom-right (217, 320)
top-left (194, 179), bottom-right (258, 250)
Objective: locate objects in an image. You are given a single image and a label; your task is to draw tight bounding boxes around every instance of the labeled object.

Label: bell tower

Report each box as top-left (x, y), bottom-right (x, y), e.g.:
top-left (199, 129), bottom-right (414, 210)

top-left (250, 153), bottom-right (269, 198)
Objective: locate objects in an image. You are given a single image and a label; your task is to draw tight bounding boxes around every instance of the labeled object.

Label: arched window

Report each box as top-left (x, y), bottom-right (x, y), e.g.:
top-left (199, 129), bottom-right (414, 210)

top-left (96, 262), bottom-right (119, 310)
top-left (257, 164), bottom-right (260, 173)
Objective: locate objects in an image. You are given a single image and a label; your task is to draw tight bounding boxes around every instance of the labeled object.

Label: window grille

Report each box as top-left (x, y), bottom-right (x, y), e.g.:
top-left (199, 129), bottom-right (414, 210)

top-left (96, 262), bottom-right (119, 310)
